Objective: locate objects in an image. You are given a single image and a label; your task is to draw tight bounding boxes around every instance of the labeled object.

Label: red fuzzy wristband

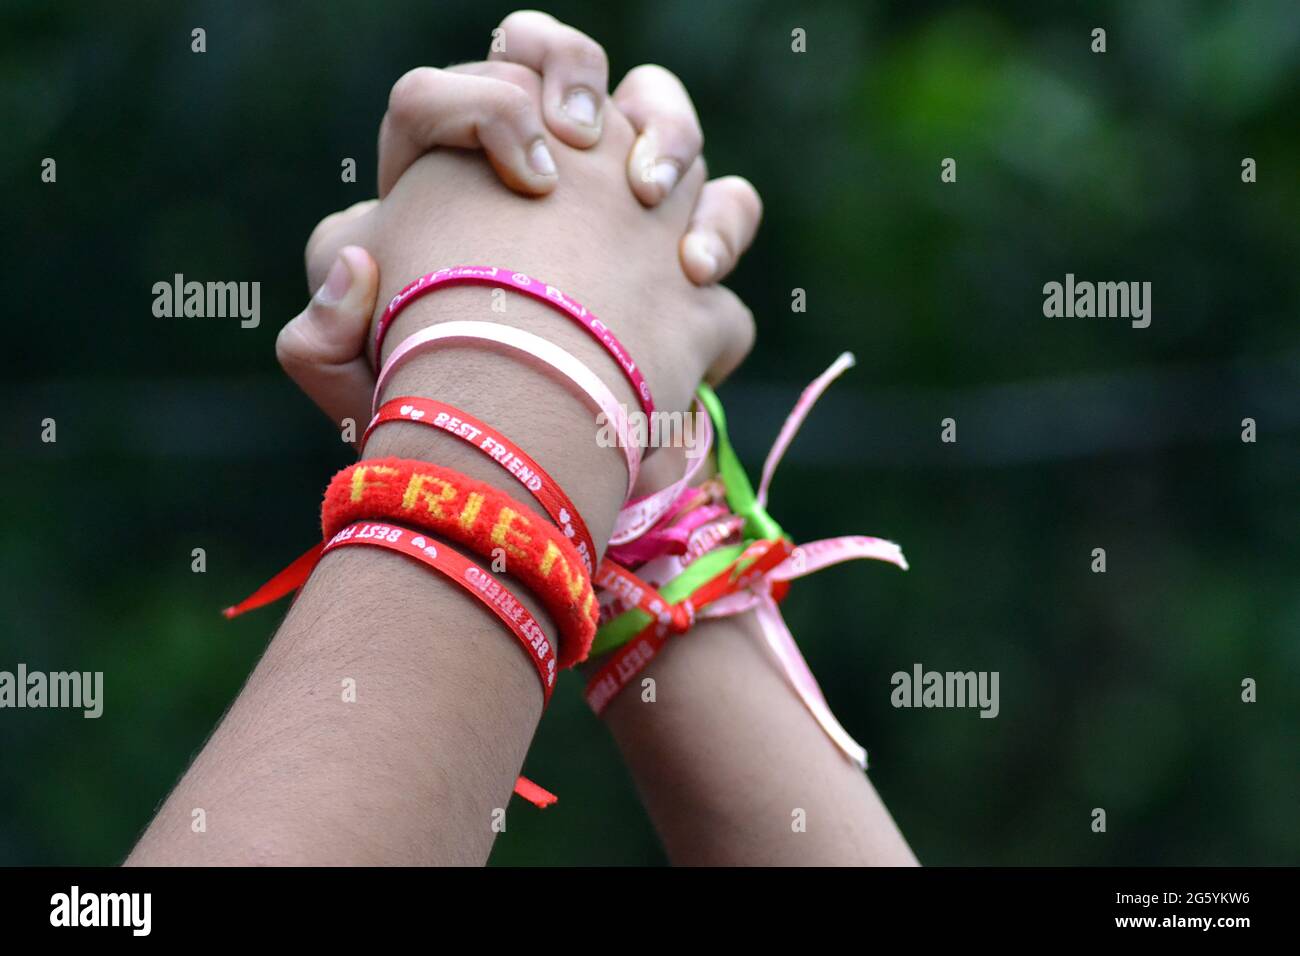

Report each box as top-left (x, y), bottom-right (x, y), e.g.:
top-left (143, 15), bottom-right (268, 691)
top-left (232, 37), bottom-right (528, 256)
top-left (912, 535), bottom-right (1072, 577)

top-left (363, 397), bottom-right (597, 576)
top-left (322, 458), bottom-right (598, 667)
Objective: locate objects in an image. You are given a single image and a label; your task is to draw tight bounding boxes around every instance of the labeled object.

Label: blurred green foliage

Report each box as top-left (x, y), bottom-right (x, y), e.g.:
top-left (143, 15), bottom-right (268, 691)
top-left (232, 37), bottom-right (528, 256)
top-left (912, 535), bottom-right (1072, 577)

top-left (2, 0), bottom-right (1298, 865)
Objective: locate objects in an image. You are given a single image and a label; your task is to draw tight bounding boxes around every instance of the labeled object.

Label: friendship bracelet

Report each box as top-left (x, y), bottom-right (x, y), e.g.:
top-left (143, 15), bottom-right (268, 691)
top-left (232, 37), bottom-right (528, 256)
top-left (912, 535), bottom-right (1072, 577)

top-left (322, 520), bottom-right (557, 702)
top-left (595, 558), bottom-right (692, 635)
top-left (585, 538), bottom-right (794, 714)
top-left (228, 521), bottom-right (561, 808)
top-left (364, 397), bottom-right (597, 576)
top-left (323, 458), bottom-right (598, 668)
top-left (607, 397), bottom-right (714, 547)
top-left (374, 321), bottom-right (641, 499)
top-left (323, 520), bottom-right (559, 808)
top-left (606, 497), bottom-right (734, 569)
top-left (624, 510), bottom-right (746, 586)
top-left (584, 365), bottom-right (911, 770)
top-left (373, 266), bottom-right (654, 416)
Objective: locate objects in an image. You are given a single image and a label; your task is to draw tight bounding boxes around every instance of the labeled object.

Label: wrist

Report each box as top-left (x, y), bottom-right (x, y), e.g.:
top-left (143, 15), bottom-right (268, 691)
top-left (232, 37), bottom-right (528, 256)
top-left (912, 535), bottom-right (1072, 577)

top-left (363, 151), bottom-right (712, 419)
top-left (364, 301), bottom-right (628, 551)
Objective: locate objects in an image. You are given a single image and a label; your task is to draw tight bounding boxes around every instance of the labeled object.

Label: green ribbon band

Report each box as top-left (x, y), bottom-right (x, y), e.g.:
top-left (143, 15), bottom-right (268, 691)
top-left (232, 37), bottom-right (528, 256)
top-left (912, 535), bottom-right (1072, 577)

top-left (587, 384), bottom-right (789, 659)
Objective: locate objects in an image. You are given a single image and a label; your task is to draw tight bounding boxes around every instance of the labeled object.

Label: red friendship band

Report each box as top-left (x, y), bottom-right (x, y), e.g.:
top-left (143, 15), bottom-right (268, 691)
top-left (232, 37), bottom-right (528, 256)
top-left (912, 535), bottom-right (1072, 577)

top-left (364, 397), bottom-right (597, 576)
top-left (322, 520), bottom-right (558, 703)
top-left (323, 458), bottom-right (598, 667)
top-left (585, 539), bottom-right (793, 714)
top-left (321, 521), bottom-right (560, 808)
top-left (595, 559), bottom-right (691, 633)
top-left (223, 521), bottom-right (564, 806)
top-left (373, 266), bottom-right (654, 416)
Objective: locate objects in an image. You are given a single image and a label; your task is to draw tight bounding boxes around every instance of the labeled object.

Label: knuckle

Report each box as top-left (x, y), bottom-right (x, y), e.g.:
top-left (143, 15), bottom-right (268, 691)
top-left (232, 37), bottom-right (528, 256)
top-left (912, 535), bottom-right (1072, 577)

top-left (654, 113), bottom-right (703, 155)
top-left (729, 295), bottom-right (756, 355)
top-left (470, 60), bottom-right (539, 88)
top-left (498, 9), bottom-right (552, 34)
top-left (274, 321), bottom-right (307, 371)
top-left (702, 288), bottom-right (755, 368)
top-left (627, 63), bottom-right (683, 90)
top-left (444, 60), bottom-right (484, 76)
top-left (387, 67), bottom-right (437, 121)
top-left (558, 34), bottom-right (608, 75)
top-left (304, 216), bottom-right (335, 269)
top-left (488, 82), bottom-right (536, 127)
top-left (721, 175), bottom-right (763, 222)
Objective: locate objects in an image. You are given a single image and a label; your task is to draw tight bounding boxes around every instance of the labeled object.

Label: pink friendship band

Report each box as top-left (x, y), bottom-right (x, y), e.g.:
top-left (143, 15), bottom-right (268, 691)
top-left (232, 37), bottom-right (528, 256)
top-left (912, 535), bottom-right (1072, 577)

top-left (588, 353), bottom-right (910, 769)
top-left (699, 352), bottom-right (909, 769)
top-left (608, 398), bottom-right (714, 547)
top-left (692, 539), bottom-right (902, 771)
top-left (373, 266), bottom-right (654, 417)
top-left (756, 351), bottom-right (856, 510)
top-left (375, 320), bottom-right (641, 498)
top-left (626, 512), bottom-right (747, 587)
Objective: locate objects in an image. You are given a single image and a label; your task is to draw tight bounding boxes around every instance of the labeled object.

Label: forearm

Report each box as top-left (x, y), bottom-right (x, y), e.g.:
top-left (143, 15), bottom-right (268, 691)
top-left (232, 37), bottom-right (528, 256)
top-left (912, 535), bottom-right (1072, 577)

top-left (603, 612), bottom-right (918, 866)
top-left (130, 170), bottom-right (638, 865)
top-left (131, 331), bottom-right (630, 865)
top-left (128, 545), bottom-right (544, 864)
top-left (131, 94), bottom-right (737, 865)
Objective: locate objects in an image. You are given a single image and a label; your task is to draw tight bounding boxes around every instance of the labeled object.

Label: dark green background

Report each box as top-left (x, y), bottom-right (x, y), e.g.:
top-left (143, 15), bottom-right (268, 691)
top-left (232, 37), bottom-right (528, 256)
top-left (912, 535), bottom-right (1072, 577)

top-left (3, 0), bottom-right (1297, 865)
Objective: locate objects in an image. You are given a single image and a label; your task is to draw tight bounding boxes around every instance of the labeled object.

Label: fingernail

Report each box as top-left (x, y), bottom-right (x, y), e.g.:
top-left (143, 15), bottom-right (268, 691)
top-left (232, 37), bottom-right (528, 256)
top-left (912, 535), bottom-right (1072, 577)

top-left (315, 254), bottom-right (352, 306)
top-left (563, 88), bottom-right (599, 127)
top-left (528, 139), bottom-right (557, 176)
top-left (647, 160), bottom-right (680, 195)
top-left (684, 232), bottom-right (719, 279)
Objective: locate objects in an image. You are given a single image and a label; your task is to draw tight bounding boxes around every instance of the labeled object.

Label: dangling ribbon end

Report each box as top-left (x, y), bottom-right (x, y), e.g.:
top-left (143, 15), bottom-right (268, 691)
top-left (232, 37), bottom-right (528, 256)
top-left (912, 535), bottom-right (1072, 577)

top-left (889, 542), bottom-right (910, 572)
top-left (513, 776), bottom-right (558, 809)
top-left (756, 350), bottom-right (862, 512)
top-left (868, 537), bottom-right (910, 572)
top-left (219, 542), bottom-right (326, 623)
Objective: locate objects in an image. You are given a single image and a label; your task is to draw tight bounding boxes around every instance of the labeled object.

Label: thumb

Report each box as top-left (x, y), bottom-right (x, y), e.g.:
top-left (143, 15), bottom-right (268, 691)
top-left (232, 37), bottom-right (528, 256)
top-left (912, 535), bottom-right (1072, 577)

top-left (276, 245), bottom-right (380, 445)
